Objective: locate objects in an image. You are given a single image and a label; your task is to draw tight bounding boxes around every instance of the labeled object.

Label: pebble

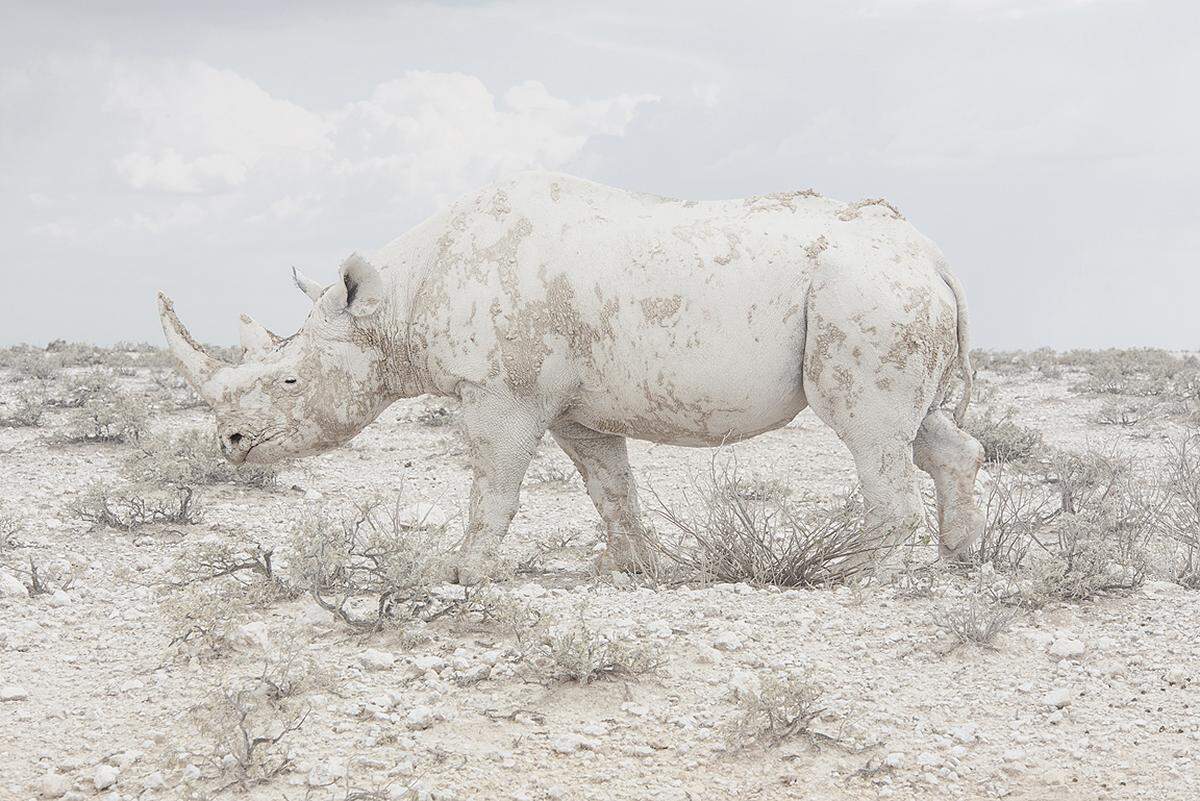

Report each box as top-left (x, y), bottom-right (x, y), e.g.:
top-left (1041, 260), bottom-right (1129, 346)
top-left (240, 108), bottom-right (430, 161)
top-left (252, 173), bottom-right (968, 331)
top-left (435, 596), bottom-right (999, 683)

top-left (358, 649), bottom-right (396, 671)
top-left (48, 590), bottom-right (72, 607)
top-left (40, 772), bottom-right (71, 799)
top-left (405, 706), bottom-right (438, 730)
top-left (142, 772), bottom-right (165, 791)
top-left (712, 631), bottom-right (742, 652)
top-left (0, 572), bottom-right (28, 597)
top-left (92, 765), bottom-right (119, 790)
top-left (549, 733), bottom-right (600, 754)
top-left (0, 685), bottom-right (29, 701)
top-left (1048, 638), bottom-right (1086, 660)
top-left (1042, 687), bottom-right (1073, 708)
top-left (395, 502), bottom-right (450, 529)
top-left (231, 621), bottom-right (270, 651)
top-left (307, 761), bottom-right (344, 787)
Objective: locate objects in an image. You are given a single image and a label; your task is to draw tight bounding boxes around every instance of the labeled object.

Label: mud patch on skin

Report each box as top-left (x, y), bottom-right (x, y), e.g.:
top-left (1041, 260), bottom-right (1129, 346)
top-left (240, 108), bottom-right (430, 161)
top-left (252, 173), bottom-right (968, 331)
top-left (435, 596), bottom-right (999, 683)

top-left (639, 295), bottom-right (683, 325)
top-left (804, 312), bottom-right (847, 384)
top-left (805, 235), bottom-right (829, 261)
top-left (837, 198), bottom-right (905, 222)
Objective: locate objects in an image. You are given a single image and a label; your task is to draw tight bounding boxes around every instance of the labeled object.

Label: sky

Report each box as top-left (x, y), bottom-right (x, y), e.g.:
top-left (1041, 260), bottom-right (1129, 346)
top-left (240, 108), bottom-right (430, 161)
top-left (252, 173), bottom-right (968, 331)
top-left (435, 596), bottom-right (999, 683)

top-left (1, 0), bottom-right (1197, 349)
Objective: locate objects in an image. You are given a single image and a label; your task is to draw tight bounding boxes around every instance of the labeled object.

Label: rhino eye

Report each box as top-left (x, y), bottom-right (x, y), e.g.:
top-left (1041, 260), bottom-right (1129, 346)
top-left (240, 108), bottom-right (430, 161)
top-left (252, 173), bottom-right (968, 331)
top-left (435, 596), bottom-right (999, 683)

top-left (283, 377), bottom-right (298, 385)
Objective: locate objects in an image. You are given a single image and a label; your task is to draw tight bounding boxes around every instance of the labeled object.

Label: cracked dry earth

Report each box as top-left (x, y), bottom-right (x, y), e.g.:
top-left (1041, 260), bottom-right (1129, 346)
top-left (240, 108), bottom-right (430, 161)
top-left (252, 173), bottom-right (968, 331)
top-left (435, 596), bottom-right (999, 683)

top-left (1, 364), bottom-right (1198, 801)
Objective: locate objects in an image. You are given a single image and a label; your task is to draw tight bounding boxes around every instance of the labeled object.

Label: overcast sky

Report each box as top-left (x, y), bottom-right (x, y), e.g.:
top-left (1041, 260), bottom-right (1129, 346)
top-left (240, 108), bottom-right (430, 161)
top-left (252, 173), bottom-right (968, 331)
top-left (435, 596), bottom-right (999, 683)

top-left (2, 0), bottom-right (1196, 349)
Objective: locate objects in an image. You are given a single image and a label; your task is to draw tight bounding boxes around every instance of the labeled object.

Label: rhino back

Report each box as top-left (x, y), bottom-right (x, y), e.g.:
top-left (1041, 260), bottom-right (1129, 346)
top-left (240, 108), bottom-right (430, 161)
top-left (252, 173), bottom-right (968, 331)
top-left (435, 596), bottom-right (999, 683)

top-left (399, 173), bottom-right (941, 443)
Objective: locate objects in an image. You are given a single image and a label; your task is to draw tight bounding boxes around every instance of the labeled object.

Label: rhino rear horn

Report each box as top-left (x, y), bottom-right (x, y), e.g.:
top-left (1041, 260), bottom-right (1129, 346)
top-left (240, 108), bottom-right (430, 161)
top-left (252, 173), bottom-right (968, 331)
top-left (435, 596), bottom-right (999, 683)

top-left (239, 314), bottom-right (282, 357)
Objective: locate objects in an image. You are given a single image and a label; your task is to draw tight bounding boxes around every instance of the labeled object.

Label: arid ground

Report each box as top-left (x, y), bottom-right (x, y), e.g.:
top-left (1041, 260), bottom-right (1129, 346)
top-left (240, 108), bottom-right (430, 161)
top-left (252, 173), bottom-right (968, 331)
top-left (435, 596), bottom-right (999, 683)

top-left (1, 346), bottom-right (1198, 801)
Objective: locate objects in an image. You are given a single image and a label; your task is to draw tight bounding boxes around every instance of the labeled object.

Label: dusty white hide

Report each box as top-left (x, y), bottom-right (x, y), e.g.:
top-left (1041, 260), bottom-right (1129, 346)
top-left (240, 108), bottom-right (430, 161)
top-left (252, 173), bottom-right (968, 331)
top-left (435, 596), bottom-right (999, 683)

top-left (159, 172), bottom-right (984, 583)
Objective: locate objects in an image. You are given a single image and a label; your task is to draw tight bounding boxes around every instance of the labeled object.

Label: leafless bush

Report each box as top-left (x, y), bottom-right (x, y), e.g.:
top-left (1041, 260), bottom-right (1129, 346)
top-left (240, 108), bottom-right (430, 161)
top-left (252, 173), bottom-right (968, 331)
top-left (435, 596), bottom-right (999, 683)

top-left (0, 503), bottom-right (20, 553)
top-left (48, 369), bottom-right (118, 408)
top-left (517, 607), bottom-right (664, 684)
top-left (974, 463), bottom-right (1061, 572)
top-left (185, 669), bottom-right (310, 790)
top-left (0, 385), bottom-right (45, 428)
top-left (149, 369), bottom-right (205, 411)
top-left (62, 394), bottom-right (149, 443)
top-left (3, 350), bottom-right (58, 381)
top-left (966, 407), bottom-right (1043, 464)
top-left (725, 671), bottom-right (827, 748)
top-left (286, 497), bottom-right (468, 630)
top-left (931, 594), bottom-right (1020, 649)
top-left (1154, 432), bottom-right (1200, 586)
top-left (525, 460), bottom-right (574, 486)
top-left (72, 481), bottom-right (202, 530)
top-left (166, 536), bottom-right (288, 591)
top-left (649, 455), bottom-right (871, 586)
top-left (1070, 348), bottom-right (1199, 398)
top-left (125, 429), bottom-right (277, 489)
top-left (1095, 398), bottom-right (1157, 427)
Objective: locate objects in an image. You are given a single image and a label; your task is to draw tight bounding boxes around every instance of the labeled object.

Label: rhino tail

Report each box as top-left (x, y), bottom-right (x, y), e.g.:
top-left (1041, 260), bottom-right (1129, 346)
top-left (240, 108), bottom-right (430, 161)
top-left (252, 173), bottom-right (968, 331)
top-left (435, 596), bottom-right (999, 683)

top-left (936, 262), bottom-right (973, 427)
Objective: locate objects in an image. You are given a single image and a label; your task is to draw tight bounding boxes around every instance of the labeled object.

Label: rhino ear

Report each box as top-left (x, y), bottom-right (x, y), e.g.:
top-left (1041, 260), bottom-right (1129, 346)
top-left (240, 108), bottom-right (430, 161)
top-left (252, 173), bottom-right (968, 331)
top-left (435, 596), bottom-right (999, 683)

top-left (333, 253), bottom-right (384, 318)
top-left (291, 267), bottom-right (325, 303)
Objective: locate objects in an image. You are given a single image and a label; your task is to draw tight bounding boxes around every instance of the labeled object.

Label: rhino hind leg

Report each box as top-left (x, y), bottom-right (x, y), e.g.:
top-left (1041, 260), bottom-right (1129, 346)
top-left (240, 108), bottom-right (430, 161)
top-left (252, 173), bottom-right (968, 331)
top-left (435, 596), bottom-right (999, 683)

top-left (551, 423), bottom-right (656, 574)
top-left (452, 385), bottom-right (548, 585)
top-left (914, 409), bottom-right (985, 560)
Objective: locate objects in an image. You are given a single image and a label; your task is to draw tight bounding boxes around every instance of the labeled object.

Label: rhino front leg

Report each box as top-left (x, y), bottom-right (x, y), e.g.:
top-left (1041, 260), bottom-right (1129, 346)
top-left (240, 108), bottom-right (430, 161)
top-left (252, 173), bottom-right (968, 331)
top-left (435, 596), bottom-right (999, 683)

top-left (451, 385), bottom-right (547, 585)
top-left (551, 423), bottom-right (656, 574)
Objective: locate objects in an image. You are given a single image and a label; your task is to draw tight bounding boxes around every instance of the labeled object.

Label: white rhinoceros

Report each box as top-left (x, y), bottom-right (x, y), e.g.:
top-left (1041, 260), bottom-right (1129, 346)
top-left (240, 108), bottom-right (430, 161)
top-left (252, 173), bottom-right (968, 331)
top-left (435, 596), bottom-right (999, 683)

top-left (158, 171), bottom-right (984, 582)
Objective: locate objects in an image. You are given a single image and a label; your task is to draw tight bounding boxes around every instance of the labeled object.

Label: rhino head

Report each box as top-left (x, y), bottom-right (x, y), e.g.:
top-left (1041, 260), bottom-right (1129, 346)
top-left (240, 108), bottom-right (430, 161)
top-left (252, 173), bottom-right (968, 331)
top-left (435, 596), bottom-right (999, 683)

top-left (157, 253), bottom-right (400, 464)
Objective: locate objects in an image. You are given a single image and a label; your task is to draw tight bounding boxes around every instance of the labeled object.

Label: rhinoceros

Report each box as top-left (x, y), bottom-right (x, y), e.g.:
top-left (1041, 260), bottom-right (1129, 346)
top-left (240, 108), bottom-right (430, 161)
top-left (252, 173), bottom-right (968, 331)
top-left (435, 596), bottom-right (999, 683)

top-left (157, 171), bottom-right (984, 583)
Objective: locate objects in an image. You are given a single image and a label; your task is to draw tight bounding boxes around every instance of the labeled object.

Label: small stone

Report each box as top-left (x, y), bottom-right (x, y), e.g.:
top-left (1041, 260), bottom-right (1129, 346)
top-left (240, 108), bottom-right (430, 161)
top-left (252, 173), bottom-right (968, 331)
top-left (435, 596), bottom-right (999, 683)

top-left (884, 752), bottom-right (906, 768)
top-left (949, 723), bottom-right (978, 744)
top-left (48, 590), bottom-right (72, 607)
top-left (1048, 638), bottom-right (1085, 660)
top-left (93, 764), bottom-right (119, 790)
top-left (142, 772), bottom-right (165, 791)
top-left (230, 621), bottom-right (270, 652)
top-left (1166, 667), bottom-right (1190, 686)
top-left (304, 489), bottom-right (323, 501)
top-left (712, 631), bottom-right (742, 652)
top-left (549, 733), bottom-right (599, 754)
top-left (412, 655), bottom-right (448, 673)
top-left (307, 761), bottom-right (344, 787)
top-left (405, 706), bottom-right (438, 730)
top-left (40, 772), bottom-right (71, 798)
top-left (0, 685), bottom-right (28, 701)
top-left (0, 572), bottom-right (27, 597)
top-left (1042, 687), bottom-right (1073, 708)
top-left (358, 649), bottom-right (396, 671)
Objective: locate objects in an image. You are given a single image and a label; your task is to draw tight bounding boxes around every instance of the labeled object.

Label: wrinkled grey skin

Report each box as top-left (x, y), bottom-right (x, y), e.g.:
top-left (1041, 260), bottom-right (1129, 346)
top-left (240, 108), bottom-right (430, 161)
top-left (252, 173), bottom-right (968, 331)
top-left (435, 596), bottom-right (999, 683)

top-left (159, 172), bottom-right (985, 583)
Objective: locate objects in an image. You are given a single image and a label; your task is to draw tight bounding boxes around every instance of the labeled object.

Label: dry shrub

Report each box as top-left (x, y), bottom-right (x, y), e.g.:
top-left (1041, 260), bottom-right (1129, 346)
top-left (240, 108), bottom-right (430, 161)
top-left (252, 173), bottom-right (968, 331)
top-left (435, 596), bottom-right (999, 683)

top-left (126, 428), bottom-right (277, 489)
top-left (1153, 432), bottom-right (1200, 586)
top-left (149, 369), bottom-right (205, 411)
top-left (0, 503), bottom-right (20, 553)
top-left (286, 497), bottom-right (466, 630)
top-left (1070, 348), bottom-right (1199, 399)
top-left (931, 593), bottom-right (1020, 649)
top-left (966, 407), bottom-right (1043, 464)
top-left (63, 394), bottom-right (149, 443)
top-left (974, 462), bottom-right (1061, 572)
top-left (415, 404), bottom-right (455, 427)
top-left (519, 608), bottom-right (664, 684)
top-left (650, 455), bottom-right (871, 587)
top-left (0, 386), bottom-right (47, 428)
top-left (72, 481), bottom-right (202, 530)
top-left (725, 671), bottom-right (827, 748)
top-left (1095, 398), bottom-right (1157, 427)
top-left (48, 369), bottom-right (117, 408)
top-left (184, 666), bottom-right (311, 790)
top-left (3, 350), bottom-right (59, 381)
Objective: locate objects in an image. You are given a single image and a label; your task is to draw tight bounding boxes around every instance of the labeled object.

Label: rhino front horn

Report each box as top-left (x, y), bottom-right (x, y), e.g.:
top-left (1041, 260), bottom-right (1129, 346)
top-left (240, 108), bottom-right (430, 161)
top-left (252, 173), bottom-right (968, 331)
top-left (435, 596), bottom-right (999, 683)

top-left (157, 292), bottom-right (224, 402)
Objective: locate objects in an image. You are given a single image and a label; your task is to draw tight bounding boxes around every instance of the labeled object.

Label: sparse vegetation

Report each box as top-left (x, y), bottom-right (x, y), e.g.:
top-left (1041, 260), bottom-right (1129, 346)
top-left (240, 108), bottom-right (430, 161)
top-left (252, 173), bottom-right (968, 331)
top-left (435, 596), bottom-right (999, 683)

top-left (286, 497), bottom-right (466, 630)
top-left (931, 594), bottom-right (1020, 649)
top-left (185, 668), bottom-right (311, 789)
top-left (650, 456), bottom-right (871, 586)
top-left (725, 670), bottom-right (827, 748)
top-left (1095, 398), bottom-right (1157, 427)
top-left (0, 386), bottom-right (47, 428)
top-left (63, 394), bottom-right (149, 443)
top-left (966, 407), bottom-right (1043, 464)
top-left (72, 481), bottom-right (202, 529)
top-left (125, 428), bottom-right (277, 489)
top-left (519, 608), bottom-right (664, 684)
